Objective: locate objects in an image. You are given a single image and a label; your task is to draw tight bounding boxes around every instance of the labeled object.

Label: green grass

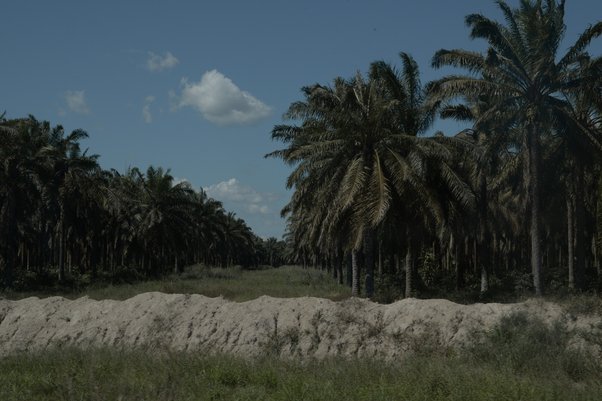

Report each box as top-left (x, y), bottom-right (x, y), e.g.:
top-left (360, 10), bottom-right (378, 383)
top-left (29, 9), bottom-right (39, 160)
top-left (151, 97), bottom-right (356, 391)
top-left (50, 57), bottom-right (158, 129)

top-left (1, 343), bottom-right (599, 401)
top-left (1, 265), bottom-right (351, 302)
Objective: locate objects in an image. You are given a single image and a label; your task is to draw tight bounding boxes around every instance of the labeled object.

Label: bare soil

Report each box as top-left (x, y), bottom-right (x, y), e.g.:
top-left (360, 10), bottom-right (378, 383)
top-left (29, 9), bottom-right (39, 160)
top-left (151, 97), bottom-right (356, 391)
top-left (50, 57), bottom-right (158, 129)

top-left (0, 294), bottom-right (600, 359)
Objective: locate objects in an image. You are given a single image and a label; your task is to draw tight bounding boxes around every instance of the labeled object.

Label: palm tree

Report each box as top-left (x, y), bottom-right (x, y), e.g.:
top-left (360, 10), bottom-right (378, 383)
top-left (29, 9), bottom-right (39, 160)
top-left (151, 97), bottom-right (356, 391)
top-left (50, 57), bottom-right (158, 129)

top-left (0, 115), bottom-right (20, 287)
top-left (269, 74), bottom-right (396, 297)
top-left (215, 212), bottom-right (255, 268)
top-left (431, 0), bottom-right (602, 295)
top-left (371, 54), bottom-right (476, 297)
top-left (187, 189), bottom-right (225, 266)
top-left (123, 166), bottom-right (194, 275)
top-left (438, 93), bottom-right (522, 294)
top-left (0, 116), bottom-right (50, 287)
top-left (270, 54), bottom-right (474, 298)
top-left (39, 127), bottom-right (99, 281)
top-left (555, 55), bottom-right (602, 290)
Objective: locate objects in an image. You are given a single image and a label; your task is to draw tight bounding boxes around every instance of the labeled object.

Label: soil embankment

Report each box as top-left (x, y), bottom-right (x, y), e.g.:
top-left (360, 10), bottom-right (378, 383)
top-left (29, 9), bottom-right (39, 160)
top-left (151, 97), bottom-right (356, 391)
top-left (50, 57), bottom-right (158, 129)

top-left (0, 294), bottom-right (600, 358)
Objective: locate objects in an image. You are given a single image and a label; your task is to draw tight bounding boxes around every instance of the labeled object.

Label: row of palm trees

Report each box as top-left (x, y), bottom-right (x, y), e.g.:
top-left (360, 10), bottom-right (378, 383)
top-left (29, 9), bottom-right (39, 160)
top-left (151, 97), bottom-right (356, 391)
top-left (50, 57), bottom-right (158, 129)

top-left (0, 115), bottom-right (269, 289)
top-left (269, 0), bottom-right (602, 298)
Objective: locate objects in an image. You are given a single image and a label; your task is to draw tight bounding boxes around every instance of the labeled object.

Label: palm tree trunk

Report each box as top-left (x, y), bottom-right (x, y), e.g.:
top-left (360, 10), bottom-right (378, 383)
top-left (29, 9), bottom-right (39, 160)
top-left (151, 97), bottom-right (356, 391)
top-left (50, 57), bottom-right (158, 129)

top-left (574, 164), bottom-right (585, 290)
top-left (405, 228), bottom-right (415, 298)
top-left (337, 254), bottom-right (344, 285)
top-left (332, 253), bottom-right (338, 280)
top-left (455, 242), bottom-right (463, 290)
top-left (351, 250), bottom-right (360, 297)
top-left (491, 233), bottom-right (497, 277)
top-left (58, 208), bottom-right (66, 282)
top-left (364, 228), bottom-right (375, 298)
top-left (346, 252), bottom-right (352, 287)
top-left (478, 174), bottom-right (489, 295)
top-left (529, 129), bottom-right (543, 296)
top-left (593, 236), bottom-right (599, 283)
top-left (480, 261), bottom-right (489, 294)
top-left (567, 194), bottom-right (576, 289)
top-left (378, 241), bottom-right (383, 277)
top-left (405, 245), bottom-right (414, 298)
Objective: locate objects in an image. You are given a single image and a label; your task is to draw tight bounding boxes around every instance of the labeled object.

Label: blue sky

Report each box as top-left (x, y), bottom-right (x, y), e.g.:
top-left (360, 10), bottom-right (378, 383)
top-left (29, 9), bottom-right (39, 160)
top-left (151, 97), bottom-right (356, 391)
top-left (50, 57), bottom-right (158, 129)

top-left (2, 0), bottom-right (601, 239)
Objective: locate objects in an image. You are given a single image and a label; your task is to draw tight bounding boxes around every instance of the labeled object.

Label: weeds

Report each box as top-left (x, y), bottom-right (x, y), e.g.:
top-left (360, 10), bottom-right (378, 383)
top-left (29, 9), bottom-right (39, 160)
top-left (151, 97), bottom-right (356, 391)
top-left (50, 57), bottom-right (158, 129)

top-left (470, 311), bottom-right (600, 382)
top-left (558, 294), bottom-right (602, 317)
top-left (306, 310), bottom-right (325, 352)
top-left (1, 344), bottom-right (600, 401)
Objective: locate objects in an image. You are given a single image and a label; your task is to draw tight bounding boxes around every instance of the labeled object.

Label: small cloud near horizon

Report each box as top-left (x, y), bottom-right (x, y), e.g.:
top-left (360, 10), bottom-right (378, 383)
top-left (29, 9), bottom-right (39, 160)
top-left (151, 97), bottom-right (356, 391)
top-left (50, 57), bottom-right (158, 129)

top-left (175, 70), bottom-right (271, 126)
top-left (142, 95), bottom-right (155, 123)
top-left (63, 90), bottom-right (90, 115)
top-left (204, 178), bottom-right (270, 215)
top-left (147, 51), bottom-right (179, 72)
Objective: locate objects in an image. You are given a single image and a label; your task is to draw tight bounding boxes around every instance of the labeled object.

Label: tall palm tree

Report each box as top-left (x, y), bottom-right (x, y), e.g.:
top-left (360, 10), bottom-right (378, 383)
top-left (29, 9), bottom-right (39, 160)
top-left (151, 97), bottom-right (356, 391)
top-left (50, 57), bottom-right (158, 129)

top-left (40, 127), bottom-right (99, 281)
top-left (371, 54), bottom-right (475, 297)
top-left (555, 55), bottom-right (602, 290)
top-left (0, 116), bottom-right (49, 287)
top-left (269, 74), bottom-right (401, 297)
top-left (218, 212), bottom-right (255, 268)
top-left (124, 166), bottom-right (194, 275)
top-left (431, 0), bottom-right (602, 295)
top-left (270, 54), bottom-right (474, 298)
top-left (438, 94), bottom-right (521, 294)
top-left (0, 116), bottom-right (20, 287)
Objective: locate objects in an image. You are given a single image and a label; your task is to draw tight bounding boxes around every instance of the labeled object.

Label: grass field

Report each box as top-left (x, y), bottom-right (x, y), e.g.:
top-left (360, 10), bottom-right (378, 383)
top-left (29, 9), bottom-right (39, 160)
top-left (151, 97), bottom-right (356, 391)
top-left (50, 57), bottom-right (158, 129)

top-left (1, 319), bottom-right (600, 401)
top-left (1, 265), bottom-right (351, 302)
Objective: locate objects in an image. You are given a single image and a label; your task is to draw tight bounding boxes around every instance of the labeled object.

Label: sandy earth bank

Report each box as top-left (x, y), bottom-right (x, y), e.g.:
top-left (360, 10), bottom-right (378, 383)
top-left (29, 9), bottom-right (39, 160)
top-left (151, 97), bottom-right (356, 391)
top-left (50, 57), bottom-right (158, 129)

top-left (0, 293), bottom-right (600, 359)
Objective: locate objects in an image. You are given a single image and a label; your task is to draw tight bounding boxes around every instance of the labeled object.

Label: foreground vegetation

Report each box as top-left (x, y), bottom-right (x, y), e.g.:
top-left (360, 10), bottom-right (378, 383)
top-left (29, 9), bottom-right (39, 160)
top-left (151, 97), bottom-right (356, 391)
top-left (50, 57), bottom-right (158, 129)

top-left (0, 313), bottom-right (599, 401)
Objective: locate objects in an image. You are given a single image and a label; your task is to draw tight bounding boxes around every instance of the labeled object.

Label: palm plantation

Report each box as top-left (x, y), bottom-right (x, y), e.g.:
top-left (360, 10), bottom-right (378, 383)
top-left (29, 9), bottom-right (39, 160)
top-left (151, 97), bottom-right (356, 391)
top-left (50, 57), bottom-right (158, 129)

top-left (0, 116), bottom-right (272, 289)
top-left (271, 0), bottom-right (602, 299)
top-left (4, 3), bottom-right (602, 401)
top-left (430, 0), bottom-right (602, 295)
top-left (2, 0), bottom-right (602, 300)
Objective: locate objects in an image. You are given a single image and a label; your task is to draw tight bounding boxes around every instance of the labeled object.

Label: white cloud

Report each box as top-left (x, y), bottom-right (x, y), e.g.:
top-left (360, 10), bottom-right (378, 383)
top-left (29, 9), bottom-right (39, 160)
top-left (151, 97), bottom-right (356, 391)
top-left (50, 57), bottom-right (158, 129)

top-left (249, 204), bottom-right (269, 215)
top-left (205, 178), bottom-right (262, 203)
top-left (205, 178), bottom-right (269, 214)
top-left (142, 95), bottom-right (155, 123)
top-left (204, 178), bottom-right (287, 238)
top-left (176, 69), bottom-right (271, 125)
top-left (147, 51), bottom-right (179, 72)
top-left (64, 90), bottom-right (90, 114)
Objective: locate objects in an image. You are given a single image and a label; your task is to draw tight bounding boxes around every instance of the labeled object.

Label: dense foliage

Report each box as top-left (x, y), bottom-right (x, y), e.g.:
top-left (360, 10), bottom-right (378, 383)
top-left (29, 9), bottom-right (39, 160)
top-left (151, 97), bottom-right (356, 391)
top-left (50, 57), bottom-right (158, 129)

top-left (0, 115), bottom-right (286, 290)
top-left (269, 0), bottom-right (602, 299)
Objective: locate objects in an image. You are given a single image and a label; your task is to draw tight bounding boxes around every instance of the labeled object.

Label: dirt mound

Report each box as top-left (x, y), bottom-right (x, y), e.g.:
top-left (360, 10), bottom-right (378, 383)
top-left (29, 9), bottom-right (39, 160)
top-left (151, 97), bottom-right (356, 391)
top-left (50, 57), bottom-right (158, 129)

top-left (0, 294), bottom-right (600, 359)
